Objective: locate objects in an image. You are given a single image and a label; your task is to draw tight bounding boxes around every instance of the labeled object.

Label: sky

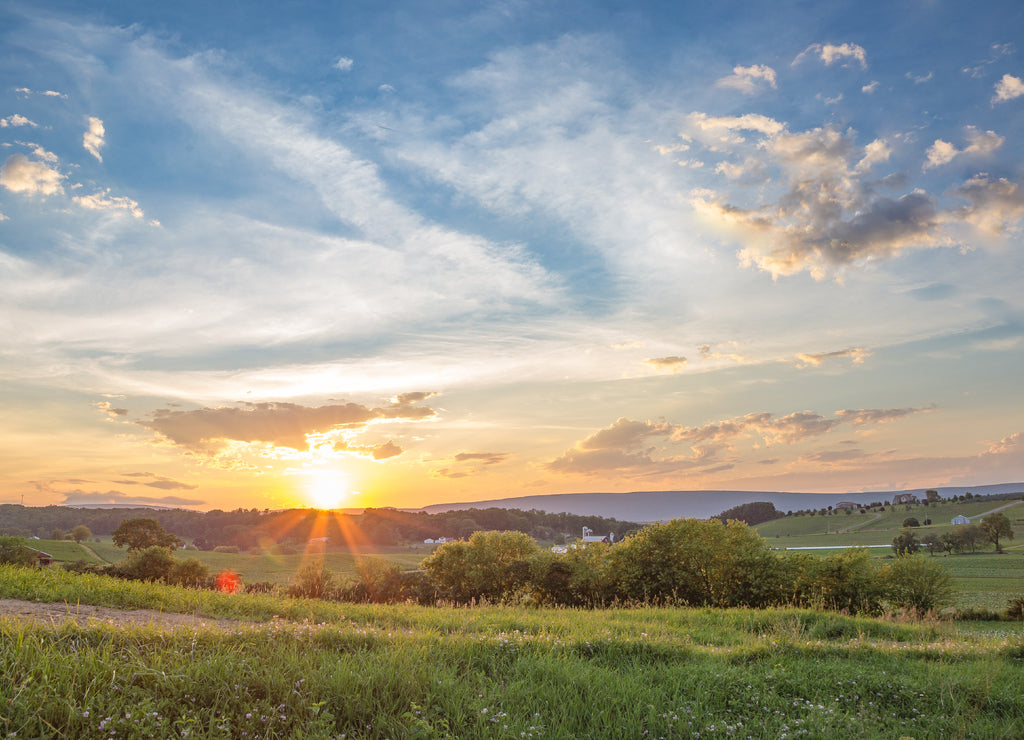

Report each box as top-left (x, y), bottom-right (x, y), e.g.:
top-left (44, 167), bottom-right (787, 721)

top-left (2, 0), bottom-right (1023, 513)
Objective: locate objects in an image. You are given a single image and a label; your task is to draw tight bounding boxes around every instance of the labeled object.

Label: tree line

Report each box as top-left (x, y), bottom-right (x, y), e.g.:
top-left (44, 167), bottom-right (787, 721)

top-left (0, 504), bottom-right (641, 549)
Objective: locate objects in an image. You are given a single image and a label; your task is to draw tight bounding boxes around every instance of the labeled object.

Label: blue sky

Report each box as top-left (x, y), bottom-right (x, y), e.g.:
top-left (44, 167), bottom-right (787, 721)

top-left (2, 0), bottom-right (1023, 511)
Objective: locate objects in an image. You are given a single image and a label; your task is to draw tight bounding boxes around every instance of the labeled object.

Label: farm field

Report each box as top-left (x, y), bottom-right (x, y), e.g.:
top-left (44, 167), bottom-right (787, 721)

top-left (1, 565), bottom-right (1023, 739)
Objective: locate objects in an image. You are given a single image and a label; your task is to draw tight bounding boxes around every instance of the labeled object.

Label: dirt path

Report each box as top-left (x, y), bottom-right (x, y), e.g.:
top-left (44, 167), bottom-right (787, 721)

top-left (0, 598), bottom-right (243, 631)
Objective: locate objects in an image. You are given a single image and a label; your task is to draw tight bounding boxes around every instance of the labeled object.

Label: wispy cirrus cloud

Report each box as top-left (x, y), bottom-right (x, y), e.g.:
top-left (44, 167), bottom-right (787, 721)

top-left (794, 347), bottom-right (871, 367)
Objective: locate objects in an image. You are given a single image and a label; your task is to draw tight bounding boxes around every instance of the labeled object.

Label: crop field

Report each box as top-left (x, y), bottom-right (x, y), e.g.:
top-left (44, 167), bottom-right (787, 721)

top-left (1, 565), bottom-right (1023, 739)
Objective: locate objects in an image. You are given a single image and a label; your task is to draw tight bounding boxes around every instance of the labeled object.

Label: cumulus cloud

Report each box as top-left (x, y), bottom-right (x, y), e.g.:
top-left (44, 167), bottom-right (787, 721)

top-left (0, 114), bottom-right (37, 128)
top-left (334, 56), bottom-right (354, 72)
top-left (0, 153), bottom-right (64, 195)
top-left (953, 174), bottom-right (1024, 235)
top-left (546, 405), bottom-right (932, 476)
top-left (992, 74), bottom-right (1024, 104)
top-left (14, 87), bottom-right (66, 98)
top-left (73, 188), bottom-right (145, 218)
top-left (83, 116), bottom-right (105, 161)
top-left (715, 64), bottom-right (777, 94)
top-left (686, 116), bottom-right (968, 279)
top-left (794, 42), bottom-right (867, 69)
top-left (138, 396), bottom-right (436, 455)
top-left (861, 81), bottom-right (879, 94)
top-left (794, 347), bottom-right (871, 367)
top-left (644, 355), bottom-right (687, 372)
top-left (924, 127), bottom-right (1004, 170)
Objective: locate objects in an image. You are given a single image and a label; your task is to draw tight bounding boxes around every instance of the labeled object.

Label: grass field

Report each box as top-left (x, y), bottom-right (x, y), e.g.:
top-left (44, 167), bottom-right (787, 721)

top-left (1, 565), bottom-right (1023, 739)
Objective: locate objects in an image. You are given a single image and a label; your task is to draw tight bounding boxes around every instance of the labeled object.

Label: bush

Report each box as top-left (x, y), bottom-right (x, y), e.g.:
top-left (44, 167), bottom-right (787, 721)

top-left (289, 559), bottom-right (336, 599)
top-left (420, 530), bottom-right (539, 604)
top-left (115, 546), bottom-right (176, 582)
top-left (1007, 596), bottom-right (1024, 621)
top-left (902, 517), bottom-right (920, 528)
top-left (213, 545), bottom-right (240, 554)
top-left (881, 555), bottom-right (953, 615)
top-left (802, 549), bottom-right (884, 615)
top-left (0, 536), bottom-right (37, 566)
top-left (167, 557), bottom-right (211, 588)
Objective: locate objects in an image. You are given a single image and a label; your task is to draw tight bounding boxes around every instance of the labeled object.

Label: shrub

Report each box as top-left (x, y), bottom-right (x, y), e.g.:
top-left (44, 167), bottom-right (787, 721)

top-left (167, 557), bottom-right (211, 588)
top-left (420, 530), bottom-right (539, 604)
top-left (802, 549), bottom-right (884, 615)
top-left (289, 559), bottom-right (336, 599)
top-left (213, 545), bottom-right (240, 554)
top-left (1007, 596), bottom-right (1024, 621)
top-left (115, 546), bottom-right (176, 582)
top-left (881, 555), bottom-right (953, 615)
top-left (0, 536), bottom-right (37, 566)
top-left (902, 517), bottom-right (920, 528)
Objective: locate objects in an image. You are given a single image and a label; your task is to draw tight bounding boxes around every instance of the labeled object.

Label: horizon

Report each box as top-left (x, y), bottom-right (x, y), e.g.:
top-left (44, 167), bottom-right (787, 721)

top-left (2, 1), bottom-right (1023, 512)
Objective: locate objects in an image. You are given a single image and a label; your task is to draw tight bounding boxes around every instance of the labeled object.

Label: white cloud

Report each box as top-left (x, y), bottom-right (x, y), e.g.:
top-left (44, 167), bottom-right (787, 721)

top-left (0, 114), bottom-right (37, 128)
top-left (923, 127), bottom-right (1004, 170)
top-left (906, 71), bottom-right (933, 84)
top-left (714, 64), bottom-right (777, 94)
top-left (954, 174), bottom-right (1024, 236)
top-left (794, 42), bottom-right (867, 69)
top-left (993, 73), bottom-right (1024, 104)
top-left (334, 56), bottom-right (354, 72)
top-left (83, 116), bottom-right (105, 161)
top-left (0, 153), bottom-right (64, 195)
top-left (73, 188), bottom-right (145, 218)
top-left (861, 81), bottom-right (879, 94)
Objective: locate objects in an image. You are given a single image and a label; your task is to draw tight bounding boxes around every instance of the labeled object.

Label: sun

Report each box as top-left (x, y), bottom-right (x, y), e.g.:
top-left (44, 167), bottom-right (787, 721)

top-left (306, 471), bottom-right (350, 510)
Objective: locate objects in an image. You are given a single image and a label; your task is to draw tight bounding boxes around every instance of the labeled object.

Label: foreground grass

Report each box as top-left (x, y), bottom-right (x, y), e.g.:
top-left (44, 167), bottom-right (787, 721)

top-left (2, 567), bottom-right (1023, 738)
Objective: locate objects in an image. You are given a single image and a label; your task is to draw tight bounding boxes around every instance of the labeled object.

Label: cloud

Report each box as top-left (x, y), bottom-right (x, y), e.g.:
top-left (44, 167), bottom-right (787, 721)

top-left (644, 355), bottom-right (687, 372)
top-left (923, 127), bottom-right (1004, 170)
top-left (73, 188), bottom-right (145, 218)
top-left (794, 42), bottom-right (867, 69)
top-left (794, 347), bottom-right (871, 367)
top-left (0, 153), bottom-right (64, 195)
top-left (953, 174), bottom-right (1024, 235)
top-left (689, 120), bottom-right (950, 279)
top-left (546, 405), bottom-right (933, 476)
top-left (715, 64), bottom-right (777, 94)
top-left (0, 114), bottom-right (37, 128)
top-left (114, 473), bottom-right (198, 490)
top-left (371, 440), bottom-right (402, 460)
top-left (453, 451), bottom-right (509, 465)
top-left (906, 71), bottom-right (933, 85)
top-left (60, 489), bottom-right (204, 507)
top-left (698, 343), bottom-right (746, 364)
top-left (94, 401), bottom-right (129, 417)
top-left (138, 396), bottom-right (436, 454)
top-left (334, 56), bottom-right (354, 72)
top-left (992, 74), bottom-right (1024, 104)
top-left (833, 406), bottom-right (933, 426)
top-left (861, 81), bottom-right (879, 94)
top-left (83, 116), bottom-right (105, 161)
top-left (14, 87), bottom-right (67, 98)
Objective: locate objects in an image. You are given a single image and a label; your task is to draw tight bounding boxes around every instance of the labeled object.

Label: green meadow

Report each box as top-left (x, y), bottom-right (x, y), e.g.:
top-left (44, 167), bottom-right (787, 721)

top-left (1, 565), bottom-right (1023, 739)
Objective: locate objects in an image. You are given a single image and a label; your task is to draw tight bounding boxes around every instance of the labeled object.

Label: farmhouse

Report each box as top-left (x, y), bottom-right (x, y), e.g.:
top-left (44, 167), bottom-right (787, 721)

top-left (893, 493), bottom-right (919, 505)
top-left (835, 501), bottom-right (858, 510)
top-left (951, 514), bottom-right (970, 525)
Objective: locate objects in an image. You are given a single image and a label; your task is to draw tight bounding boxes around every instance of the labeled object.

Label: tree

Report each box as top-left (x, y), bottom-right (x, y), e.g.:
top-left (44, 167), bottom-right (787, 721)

top-left (980, 513), bottom-right (1014, 553)
top-left (921, 533), bottom-right (943, 556)
top-left (71, 525), bottom-right (92, 543)
top-left (112, 518), bottom-right (182, 551)
top-left (925, 490), bottom-right (940, 504)
top-left (891, 528), bottom-right (920, 556)
top-left (0, 536), bottom-right (36, 566)
top-left (902, 517), bottom-right (920, 528)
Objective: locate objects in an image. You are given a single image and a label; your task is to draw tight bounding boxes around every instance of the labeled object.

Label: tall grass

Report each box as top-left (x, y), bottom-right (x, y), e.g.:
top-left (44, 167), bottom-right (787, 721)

top-left (2, 565), bottom-right (1023, 738)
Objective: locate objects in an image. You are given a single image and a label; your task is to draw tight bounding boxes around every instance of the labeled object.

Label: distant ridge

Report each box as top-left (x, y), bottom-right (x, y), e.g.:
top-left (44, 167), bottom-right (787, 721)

top-left (418, 482), bottom-right (1024, 522)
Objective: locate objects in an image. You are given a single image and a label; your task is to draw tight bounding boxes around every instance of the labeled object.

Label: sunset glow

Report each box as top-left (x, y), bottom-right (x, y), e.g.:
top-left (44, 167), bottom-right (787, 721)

top-left (1, 1), bottom-right (1023, 512)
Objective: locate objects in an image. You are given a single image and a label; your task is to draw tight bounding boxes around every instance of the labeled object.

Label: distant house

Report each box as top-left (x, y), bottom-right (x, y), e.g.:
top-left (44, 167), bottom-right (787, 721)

top-left (835, 501), bottom-right (858, 510)
top-left (893, 493), bottom-right (919, 505)
top-left (580, 526), bottom-right (614, 544)
top-left (27, 548), bottom-right (53, 567)
top-left (951, 514), bottom-right (970, 525)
